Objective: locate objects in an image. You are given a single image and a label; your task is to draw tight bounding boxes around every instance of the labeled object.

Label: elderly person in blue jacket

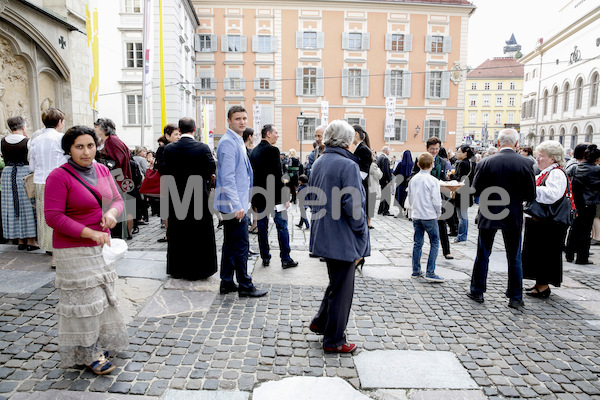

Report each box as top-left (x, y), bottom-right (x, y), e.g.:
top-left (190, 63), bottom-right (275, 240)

top-left (308, 120), bottom-right (370, 354)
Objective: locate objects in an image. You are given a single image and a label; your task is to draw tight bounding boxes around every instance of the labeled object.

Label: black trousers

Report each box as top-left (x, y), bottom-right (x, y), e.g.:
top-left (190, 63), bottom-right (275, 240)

top-left (378, 183), bottom-right (391, 214)
top-left (312, 258), bottom-right (355, 348)
top-left (438, 219), bottom-right (450, 256)
top-left (566, 204), bottom-right (595, 263)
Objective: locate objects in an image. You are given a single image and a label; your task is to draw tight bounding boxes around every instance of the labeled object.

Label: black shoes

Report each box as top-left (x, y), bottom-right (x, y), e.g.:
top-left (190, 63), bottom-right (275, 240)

top-left (526, 287), bottom-right (551, 298)
top-left (219, 282), bottom-right (239, 295)
top-left (27, 245), bottom-right (40, 251)
top-left (132, 227), bottom-right (139, 234)
top-left (282, 259), bottom-right (298, 269)
top-left (238, 287), bottom-right (268, 298)
top-left (508, 299), bottom-right (525, 309)
top-left (467, 292), bottom-right (484, 303)
top-left (17, 244), bottom-right (26, 250)
top-left (382, 212), bottom-right (393, 216)
top-left (262, 259), bottom-right (270, 267)
top-left (157, 237), bottom-right (167, 243)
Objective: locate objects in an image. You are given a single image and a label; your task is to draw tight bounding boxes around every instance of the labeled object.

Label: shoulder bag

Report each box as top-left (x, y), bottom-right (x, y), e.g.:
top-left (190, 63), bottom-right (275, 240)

top-left (523, 168), bottom-right (576, 226)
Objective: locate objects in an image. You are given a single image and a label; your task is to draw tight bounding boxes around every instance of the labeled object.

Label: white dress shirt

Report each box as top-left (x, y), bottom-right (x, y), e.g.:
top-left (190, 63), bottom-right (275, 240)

top-left (536, 163), bottom-right (567, 205)
top-left (29, 128), bottom-right (68, 184)
top-left (408, 170), bottom-right (442, 220)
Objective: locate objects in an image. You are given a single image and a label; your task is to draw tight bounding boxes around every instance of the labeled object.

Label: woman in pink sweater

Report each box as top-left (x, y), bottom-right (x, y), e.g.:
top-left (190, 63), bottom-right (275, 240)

top-left (45, 126), bottom-right (128, 375)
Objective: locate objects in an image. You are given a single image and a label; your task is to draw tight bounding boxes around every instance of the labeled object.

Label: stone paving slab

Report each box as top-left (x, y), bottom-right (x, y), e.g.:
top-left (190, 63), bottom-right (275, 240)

top-left (12, 391), bottom-right (155, 399)
top-left (0, 269), bottom-right (54, 293)
top-left (361, 265), bottom-right (470, 281)
top-left (115, 257), bottom-right (168, 281)
top-left (116, 277), bottom-right (164, 323)
top-left (364, 250), bottom-right (392, 266)
top-left (354, 350), bottom-right (478, 389)
top-left (251, 252), bottom-right (328, 287)
top-left (137, 288), bottom-right (217, 318)
top-left (164, 275), bottom-right (221, 292)
top-left (253, 377), bottom-right (370, 400)
top-left (0, 251), bottom-right (51, 271)
top-left (407, 389), bottom-right (488, 400)
top-left (164, 389), bottom-right (250, 400)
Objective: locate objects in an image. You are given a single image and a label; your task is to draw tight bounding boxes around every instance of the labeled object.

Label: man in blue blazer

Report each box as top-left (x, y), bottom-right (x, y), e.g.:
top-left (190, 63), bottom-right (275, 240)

top-left (467, 129), bottom-right (536, 309)
top-left (214, 106), bottom-right (268, 298)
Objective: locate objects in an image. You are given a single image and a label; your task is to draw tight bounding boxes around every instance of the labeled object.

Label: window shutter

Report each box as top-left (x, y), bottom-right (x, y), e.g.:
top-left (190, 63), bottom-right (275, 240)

top-left (440, 120), bottom-right (447, 142)
top-left (317, 32), bottom-right (325, 49)
top-left (296, 68), bottom-right (303, 96)
top-left (404, 34), bottom-right (413, 52)
top-left (240, 36), bottom-right (247, 52)
top-left (253, 76), bottom-right (260, 90)
top-left (252, 35), bottom-right (258, 53)
top-left (210, 34), bottom-right (218, 52)
top-left (443, 36), bottom-right (452, 53)
top-left (441, 71), bottom-right (450, 99)
top-left (341, 69), bottom-right (349, 97)
top-left (316, 118), bottom-right (322, 127)
top-left (194, 34), bottom-right (201, 52)
top-left (400, 119), bottom-right (408, 142)
top-left (221, 35), bottom-right (229, 52)
top-left (359, 118), bottom-right (366, 129)
top-left (362, 33), bottom-right (370, 50)
top-left (424, 72), bottom-right (431, 99)
top-left (385, 33), bottom-right (392, 51)
top-left (223, 75), bottom-right (230, 90)
top-left (261, 106), bottom-right (273, 126)
top-left (240, 75), bottom-right (246, 90)
top-left (270, 36), bottom-right (277, 53)
top-left (269, 77), bottom-right (276, 91)
top-left (361, 69), bottom-right (369, 97)
top-left (210, 77), bottom-right (217, 90)
top-left (423, 120), bottom-right (430, 141)
top-left (342, 32), bottom-right (350, 50)
top-left (316, 68), bottom-right (325, 96)
top-left (425, 35), bottom-right (433, 53)
top-left (384, 70), bottom-right (391, 97)
top-left (296, 31), bottom-right (303, 48)
top-left (402, 70), bottom-right (411, 98)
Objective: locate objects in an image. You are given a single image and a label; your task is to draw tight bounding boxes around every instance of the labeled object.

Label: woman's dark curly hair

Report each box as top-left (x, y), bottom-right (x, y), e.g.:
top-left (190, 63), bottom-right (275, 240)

top-left (584, 144), bottom-right (600, 163)
top-left (61, 125), bottom-right (99, 154)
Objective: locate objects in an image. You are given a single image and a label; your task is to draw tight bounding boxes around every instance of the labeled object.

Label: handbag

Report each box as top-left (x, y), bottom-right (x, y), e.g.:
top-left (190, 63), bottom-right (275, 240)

top-left (523, 168), bottom-right (576, 226)
top-left (22, 173), bottom-right (35, 199)
top-left (139, 169), bottom-right (161, 197)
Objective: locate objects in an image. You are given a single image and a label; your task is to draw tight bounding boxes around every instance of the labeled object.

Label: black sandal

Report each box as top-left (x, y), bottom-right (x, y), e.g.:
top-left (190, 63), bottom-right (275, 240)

top-left (87, 354), bottom-right (116, 375)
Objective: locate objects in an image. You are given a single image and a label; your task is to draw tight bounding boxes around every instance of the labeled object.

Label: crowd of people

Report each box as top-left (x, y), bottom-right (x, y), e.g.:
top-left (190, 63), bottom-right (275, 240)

top-left (2, 104), bottom-right (598, 372)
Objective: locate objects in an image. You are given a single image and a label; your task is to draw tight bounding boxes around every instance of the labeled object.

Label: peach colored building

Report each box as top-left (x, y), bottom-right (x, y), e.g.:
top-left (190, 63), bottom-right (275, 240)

top-left (192, 0), bottom-right (475, 158)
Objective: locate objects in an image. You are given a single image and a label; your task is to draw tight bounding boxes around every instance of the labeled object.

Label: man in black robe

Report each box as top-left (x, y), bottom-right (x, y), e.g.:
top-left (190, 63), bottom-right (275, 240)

top-left (163, 117), bottom-right (217, 279)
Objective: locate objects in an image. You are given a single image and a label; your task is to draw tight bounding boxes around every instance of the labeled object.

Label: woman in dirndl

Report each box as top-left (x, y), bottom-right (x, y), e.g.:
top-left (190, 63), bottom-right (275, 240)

top-left (1, 116), bottom-right (38, 250)
top-left (521, 140), bottom-right (570, 299)
top-left (45, 125), bottom-right (128, 374)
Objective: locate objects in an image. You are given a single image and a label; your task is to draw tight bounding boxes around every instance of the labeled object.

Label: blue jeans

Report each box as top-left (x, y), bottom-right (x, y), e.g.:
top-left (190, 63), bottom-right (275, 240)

top-left (456, 206), bottom-right (469, 242)
top-left (220, 215), bottom-right (253, 291)
top-left (470, 228), bottom-right (523, 301)
top-left (257, 209), bottom-right (292, 262)
top-left (412, 219), bottom-right (439, 276)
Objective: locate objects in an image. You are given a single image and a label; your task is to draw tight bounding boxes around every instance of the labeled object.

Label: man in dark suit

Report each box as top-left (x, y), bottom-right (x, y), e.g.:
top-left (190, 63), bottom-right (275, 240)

top-left (467, 128), bottom-right (536, 309)
top-left (377, 146), bottom-right (393, 216)
top-left (163, 117), bottom-right (217, 280)
top-left (250, 124), bottom-right (298, 269)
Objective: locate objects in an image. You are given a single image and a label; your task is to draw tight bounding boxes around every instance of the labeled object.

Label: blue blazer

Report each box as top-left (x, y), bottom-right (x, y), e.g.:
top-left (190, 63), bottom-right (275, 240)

top-left (309, 146), bottom-right (370, 262)
top-left (214, 129), bottom-right (253, 214)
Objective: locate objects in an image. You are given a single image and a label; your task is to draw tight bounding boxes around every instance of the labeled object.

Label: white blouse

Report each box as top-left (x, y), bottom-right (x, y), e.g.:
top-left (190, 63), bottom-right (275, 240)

top-left (536, 163), bottom-right (567, 205)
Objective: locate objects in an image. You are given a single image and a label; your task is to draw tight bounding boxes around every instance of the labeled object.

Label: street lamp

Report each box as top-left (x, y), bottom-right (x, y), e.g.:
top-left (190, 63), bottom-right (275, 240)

top-left (414, 125), bottom-right (421, 138)
top-left (297, 112), bottom-right (305, 164)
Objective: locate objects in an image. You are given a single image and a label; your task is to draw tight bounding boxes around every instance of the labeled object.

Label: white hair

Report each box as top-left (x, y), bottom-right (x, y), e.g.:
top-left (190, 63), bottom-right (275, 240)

top-left (497, 128), bottom-right (519, 147)
top-left (487, 146), bottom-right (498, 156)
top-left (324, 120), bottom-right (354, 148)
top-left (381, 146), bottom-right (390, 153)
top-left (315, 125), bottom-right (327, 133)
top-left (537, 140), bottom-right (566, 167)
top-left (288, 148), bottom-right (297, 157)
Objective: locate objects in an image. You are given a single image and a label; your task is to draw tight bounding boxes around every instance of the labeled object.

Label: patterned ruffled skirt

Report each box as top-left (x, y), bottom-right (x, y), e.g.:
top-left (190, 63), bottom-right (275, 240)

top-left (54, 246), bottom-right (129, 368)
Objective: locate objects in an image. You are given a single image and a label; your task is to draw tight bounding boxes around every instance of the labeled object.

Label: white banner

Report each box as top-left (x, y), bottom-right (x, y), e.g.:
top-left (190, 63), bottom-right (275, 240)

top-left (384, 97), bottom-right (396, 138)
top-left (253, 104), bottom-right (262, 147)
top-left (142, 0), bottom-right (153, 99)
top-left (321, 101), bottom-right (329, 127)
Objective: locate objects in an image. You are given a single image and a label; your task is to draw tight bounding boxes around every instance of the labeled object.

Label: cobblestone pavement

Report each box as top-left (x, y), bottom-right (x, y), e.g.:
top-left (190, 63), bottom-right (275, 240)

top-left (1, 204), bottom-right (600, 399)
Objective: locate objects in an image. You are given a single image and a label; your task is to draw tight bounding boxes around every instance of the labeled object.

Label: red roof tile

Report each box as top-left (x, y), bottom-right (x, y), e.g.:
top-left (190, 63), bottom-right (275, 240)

top-left (467, 57), bottom-right (524, 79)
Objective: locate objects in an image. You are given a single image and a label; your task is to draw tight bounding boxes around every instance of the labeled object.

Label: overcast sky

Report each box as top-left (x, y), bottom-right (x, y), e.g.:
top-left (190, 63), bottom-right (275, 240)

top-left (467, 0), bottom-right (565, 68)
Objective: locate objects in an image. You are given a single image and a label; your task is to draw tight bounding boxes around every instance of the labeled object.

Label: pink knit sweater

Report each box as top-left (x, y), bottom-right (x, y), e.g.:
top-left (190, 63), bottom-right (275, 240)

top-left (44, 163), bottom-right (124, 249)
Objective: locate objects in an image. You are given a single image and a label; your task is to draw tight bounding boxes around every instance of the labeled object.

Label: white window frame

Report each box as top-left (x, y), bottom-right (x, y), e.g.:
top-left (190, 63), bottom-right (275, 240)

top-left (496, 96), bottom-right (503, 106)
top-left (227, 35), bottom-right (242, 52)
top-left (508, 95), bottom-right (515, 107)
top-left (497, 82), bottom-right (503, 90)
top-left (495, 113), bottom-right (502, 124)
top-left (507, 112), bottom-right (514, 124)
top-left (348, 33), bottom-right (362, 51)
top-left (471, 82), bottom-right (477, 90)
top-left (196, 35), bottom-right (213, 52)
top-left (393, 119), bottom-right (408, 141)
top-left (428, 120), bottom-right (441, 138)
top-left (303, 68), bottom-right (317, 96)
top-left (430, 36), bottom-right (443, 53)
top-left (125, 94), bottom-right (147, 125)
top-left (256, 35), bottom-right (272, 53)
top-left (124, 0), bottom-right (141, 13)
top-left (229, 77), bottom-right (242, 91)
top-left (126, 42), bottom-right (143, 68)
top-left (300, 118), bottom-right (318, 141)
top-left (391, 34), bottom-right (404, 51)
top-left (470, 95), bottom-right (477, 106)
top-left (390, 70), bottom-right (403, 97)
top-left (482, 113), bottom-right (489, 124)
top-left (303, 32), bottom-right (318, 49)
top-left (348, 69), bottom-right (362, 97)
top-left (484, 82), bottom-right (490, 90)
top-left (469, 112), bottom-right (476, 124)
top-left (509, 81), bottom-right (516, 90)
top-left (483, 95), bottom-right (490, 107)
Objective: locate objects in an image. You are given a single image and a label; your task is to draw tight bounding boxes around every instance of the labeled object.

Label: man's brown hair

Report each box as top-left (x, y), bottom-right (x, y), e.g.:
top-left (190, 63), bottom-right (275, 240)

top-left (42, 108), bottom-right (65, 129)
top-left (426, 136), bottom-right (441, 149)
top-left (418, 152), bottom-right (434, 170)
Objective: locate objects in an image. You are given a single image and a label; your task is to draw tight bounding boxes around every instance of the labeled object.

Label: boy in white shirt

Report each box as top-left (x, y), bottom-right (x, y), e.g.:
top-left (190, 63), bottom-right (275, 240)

top-left (408, 152), bottom-right (444, 282)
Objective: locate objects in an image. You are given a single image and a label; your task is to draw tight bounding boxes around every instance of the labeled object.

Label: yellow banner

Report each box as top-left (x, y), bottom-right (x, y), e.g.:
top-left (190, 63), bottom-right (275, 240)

top-left (159, 0), bottom-right (166, 128)
top-left (86, 0), bottom-right (99, 111)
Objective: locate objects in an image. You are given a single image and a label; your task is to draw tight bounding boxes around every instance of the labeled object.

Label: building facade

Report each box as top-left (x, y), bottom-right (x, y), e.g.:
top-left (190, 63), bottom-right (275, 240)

top-left (520, 1), bottom-right (600, 149)
top-left (463, 57), bottom-right (523, 149)
top-left (192, 0), bottom-right (474, 157)
top-left (96, 0), bottom-right (199, 149)
top-left (0, 0), bottom-right (90, 133)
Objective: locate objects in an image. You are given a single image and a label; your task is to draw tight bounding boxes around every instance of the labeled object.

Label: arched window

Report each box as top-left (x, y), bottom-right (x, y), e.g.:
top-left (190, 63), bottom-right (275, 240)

top-left (591, 73), bottom-right (599, 107)
top-left (563, 83), bottom-right (570, 112)
top-left (575, 78), bottom-right (584, 109)
top-left (559, 127), bottom-right (566, 144)
top-left (571, 126), bottom-right (578, 149)
top-left (543, 89), bottom-right (549, 116)
top-left (549, 128), bottom-right (555, 141)
top-left (552, 86), bottom-right (559, 113)
top-left (540, 128), bottom-right (545, 143)
top-left (585, 125), bottom-right (594, 143)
